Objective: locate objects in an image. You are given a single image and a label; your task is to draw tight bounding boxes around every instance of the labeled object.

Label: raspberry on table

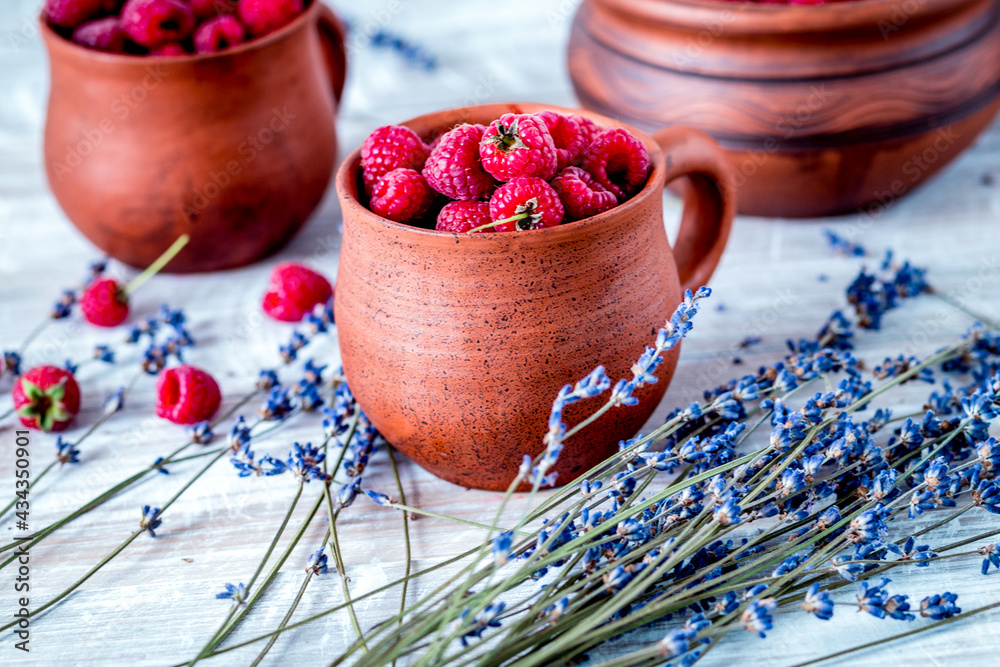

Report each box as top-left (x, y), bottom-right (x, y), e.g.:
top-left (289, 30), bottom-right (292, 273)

top-left (120, 0), bottom-right (196, 48)
top-left (262, 262), bottom-right (334, 323)
top-left (155, 365), bottom-right (221, 424)
top-left (361, 125), bottom-right (431, 194)
top-left (435, 200), bottom-right (493, 234)
top-left (80, 277), bottom-right (130, 326)
top-left (45, 0), bottom-right (119, 29)
top-left (536, 111), bottom-right (586, 172)
top-left (190, 0), bottom-right (238, 20)
top-left (581, 128), bottom-right (651, 201)
top-left (489, 177), bottom-right (564, 232)
top-left (479, 114), bottom-right (558, 182)
top-left (72, 16), bottom-right (127, 52)
top-left (370, 168), bottom-right (436, 224)
top-left (12, 365), bottom-right (81, 433)
top-left (422, 124), bottom-right (495, 201)
top-left (551, 166), bottom-right (618, 221)
top-left (194, 15), bottom-right (246, 53)
top-left (237, 0), bottom-right (303, 37)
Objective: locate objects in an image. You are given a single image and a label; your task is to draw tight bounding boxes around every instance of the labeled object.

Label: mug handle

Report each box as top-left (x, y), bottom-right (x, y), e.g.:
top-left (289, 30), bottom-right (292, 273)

top-left (652, 126), bottom-right (735, 293)
top-left (316, 4), bottom-right (348, 106)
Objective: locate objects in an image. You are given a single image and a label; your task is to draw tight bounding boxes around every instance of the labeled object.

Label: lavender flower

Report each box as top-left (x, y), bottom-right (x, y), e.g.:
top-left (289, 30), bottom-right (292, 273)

top-left (492, 531), bottom-right (513, 567)
top-left (257, 369), bottom-right (279, 391)
top-left (824, 230), bottom-right (866, 257)
top-left (364, 490), bottom-right (394, 507)
top-left (216, 582), bottom-right (247, 605)
top-left (979, 543), bottom-right (1000, 574)
top-left (846, 505), bottom-right (888, 544)
top-left (92, 345), bottom-right (115, 363)
top-left (885, 536), bottom-right (937, 567)
top-left (140, 505), bottom-right (162, 537)
top-left (103, 387), bottom-right (125, 416)
top-left (920, 593), bottom-right (960, 620)
top-left (713, 496), bottom-right (742, 526)
top-left (188, 421), bottom-right (214, 445)
top-left (287, 442), bottom-right (328, 482)
top-left (228, 416), bottom-right (251, 450)
top-left (801, 583), bottom-right (834, 620)
top-left (55, 437), bottom-right (80, 465)
top-left (3, 350), bottom-right (22, 377)
top-left (52, 289), bottom-right (75, 319)
top-left (306, 547), bottom-right (329, 576)
top-left (458, 602), bottom-right (505, 647)
top-left (741, 598), bottom-right (778, 638)
top-left (259, 386), bottom-right (295, 421)
top-left (856, 578), bottom-right (912, 620)
top-left (336, 477), bottom-right (363, 509)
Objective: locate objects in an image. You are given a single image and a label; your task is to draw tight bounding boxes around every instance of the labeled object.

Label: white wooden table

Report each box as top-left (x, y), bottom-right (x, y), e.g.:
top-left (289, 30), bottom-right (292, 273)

top-left (1, 1), bottom-right (999, 664)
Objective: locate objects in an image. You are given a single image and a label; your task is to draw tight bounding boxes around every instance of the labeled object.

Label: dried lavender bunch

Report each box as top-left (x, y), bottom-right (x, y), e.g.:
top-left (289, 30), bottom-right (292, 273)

top-left (312, 255), bottom-right (999, 667)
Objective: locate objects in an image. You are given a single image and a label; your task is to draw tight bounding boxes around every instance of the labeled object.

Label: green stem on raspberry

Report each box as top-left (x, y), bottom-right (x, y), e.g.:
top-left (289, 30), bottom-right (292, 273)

top-left (466, 212), bottom-right (528, 234)
top-left (124, 234), bottom-right (191, 297)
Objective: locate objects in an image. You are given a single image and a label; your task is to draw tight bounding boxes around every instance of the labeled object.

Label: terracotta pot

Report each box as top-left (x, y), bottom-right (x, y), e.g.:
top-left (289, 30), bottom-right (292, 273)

top-left (334, 103), bottom-right (735, 491)
top-left (568, 0), bottom-right (1000, 218)
top-left (41, 1), bottom-right (347, 272)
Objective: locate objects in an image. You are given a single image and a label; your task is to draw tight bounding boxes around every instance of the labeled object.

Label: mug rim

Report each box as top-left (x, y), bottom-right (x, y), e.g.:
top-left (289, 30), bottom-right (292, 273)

top-left (335, 102), bottom-right (669, 244)
top-left (38, 0), bottom-right (321, 65)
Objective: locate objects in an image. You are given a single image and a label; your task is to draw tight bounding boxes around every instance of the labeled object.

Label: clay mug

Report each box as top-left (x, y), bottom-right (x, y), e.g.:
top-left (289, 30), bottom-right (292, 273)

top-left (334, 103), bottom-right (735, 491)
top-left (40, 0), bottom-right (347, 272)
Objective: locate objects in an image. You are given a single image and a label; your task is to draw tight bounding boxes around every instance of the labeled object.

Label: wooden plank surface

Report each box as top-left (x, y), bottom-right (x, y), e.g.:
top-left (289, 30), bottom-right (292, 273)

top-left (1, 1), bottom-right (999, 664)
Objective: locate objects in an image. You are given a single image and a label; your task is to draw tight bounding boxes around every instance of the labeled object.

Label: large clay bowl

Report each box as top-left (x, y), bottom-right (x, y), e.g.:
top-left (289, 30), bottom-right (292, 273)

top-left (41, 0), bottom-right (347, 272)
top-left (568, 0), bottom-right (1000, 218)
top-left (334, 103), bottom-right (735, 490)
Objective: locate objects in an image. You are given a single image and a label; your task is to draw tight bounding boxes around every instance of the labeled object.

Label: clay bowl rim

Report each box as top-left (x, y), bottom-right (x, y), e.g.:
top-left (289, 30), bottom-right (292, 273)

top-left (335, 102), bottom-right (669, 248)
top-left (38, 0), bottom-right (323, 66)
top-left (597, 0), bottom-right (977, 34)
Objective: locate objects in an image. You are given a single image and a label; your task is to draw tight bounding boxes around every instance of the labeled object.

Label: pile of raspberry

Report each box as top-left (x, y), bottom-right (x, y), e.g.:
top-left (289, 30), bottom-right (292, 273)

top-left (359, 111), bottom-right (651, 233)
top-left (45, 0), bottom-right (306, 55)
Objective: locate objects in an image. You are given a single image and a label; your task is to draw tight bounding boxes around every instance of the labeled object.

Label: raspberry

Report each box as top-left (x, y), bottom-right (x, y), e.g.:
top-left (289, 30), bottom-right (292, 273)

top-left (479, 114), bottom-right (558, 182)
top-left (262, 262), bottom-right (334, 322)
top-left (155, 365), bottom-right (221, 424)
top-left (535, 111), bottom-right (586, 172)
top-left (581, 128), bottom-right (651, 201)
top-left (80, 277), bottom-right (130, 327)
top-left (435, 200), bottom-right (493, 234)
top-left (237, 0), bottom-right (303, 37)
top-left (190, 0), bottom-right (238, 21)
top-left (489, 177), bottom-right (564, 233)
top-left (150, 42), bottom-right (188, 55)
top-left (569, 114), bottom-right (603, 158)
top-left (12, 365), bottom-right (81, 433)
top-left (422, 124), bottom-right (495, 201)
top-left (194, 15), bottom-right (245, 53)
top-left (72, 16), bottom-right (127, 52)
top-left (370, 168), bottom-right (436, 224)
top-left (360, 125), bottom-right (430, 194)
top-left (551, 166), bottom-right (618, 221)
top-left (120, 0), bottom-right (196, 48)
top-left (45, 0), bottom-right (119, 29)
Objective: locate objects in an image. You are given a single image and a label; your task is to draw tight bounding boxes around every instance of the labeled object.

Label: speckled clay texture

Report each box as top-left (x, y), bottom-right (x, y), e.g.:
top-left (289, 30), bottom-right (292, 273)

top-left (335, 103), bottom-right (734, 490)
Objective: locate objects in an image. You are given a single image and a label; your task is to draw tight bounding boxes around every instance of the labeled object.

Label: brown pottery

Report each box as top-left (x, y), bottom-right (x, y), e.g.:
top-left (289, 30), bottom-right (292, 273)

top-left (568, 0), bottom-right (1000, 218)
top-left (41, 0), bottom-right (347, 272)
top-left (334, 103), bottom-right (735, 491)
